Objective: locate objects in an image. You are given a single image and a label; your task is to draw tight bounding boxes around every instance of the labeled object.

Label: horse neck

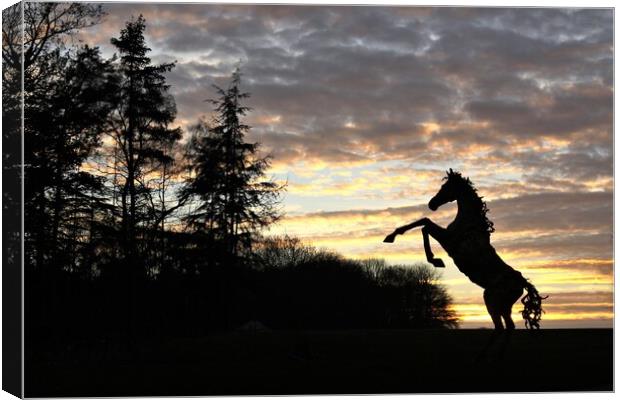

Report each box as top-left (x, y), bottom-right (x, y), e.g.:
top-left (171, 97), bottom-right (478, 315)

top-left (455, 188), bottom-right (481, 226)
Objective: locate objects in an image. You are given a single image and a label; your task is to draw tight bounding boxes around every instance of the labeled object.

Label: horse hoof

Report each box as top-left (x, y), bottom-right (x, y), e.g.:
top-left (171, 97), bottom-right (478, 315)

top-left (383, 234), bottom-right (396, 243)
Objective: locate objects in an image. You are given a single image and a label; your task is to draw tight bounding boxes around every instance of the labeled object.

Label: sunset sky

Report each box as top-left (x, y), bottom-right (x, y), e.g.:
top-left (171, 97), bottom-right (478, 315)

top-left (80, 3), bottom-right (613, 328)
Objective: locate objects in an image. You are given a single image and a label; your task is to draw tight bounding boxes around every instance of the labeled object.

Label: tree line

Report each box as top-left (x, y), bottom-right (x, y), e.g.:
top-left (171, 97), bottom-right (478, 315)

top-left (3, 3), bottom-right (458, 361)
top-left (4, 5), bottom-right (281, 278)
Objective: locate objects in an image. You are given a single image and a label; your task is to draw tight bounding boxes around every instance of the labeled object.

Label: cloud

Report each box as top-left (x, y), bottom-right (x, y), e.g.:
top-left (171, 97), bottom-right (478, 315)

top-left (80, 5), bottom-right (611, 188)
top-left (464, 83), bottom-right (612, 138)
top-left (283, 190), bottom-right (611, 234)
top-left (488, 191), bottom-right (612, 233)
top-left (273, 190), bottom-right (612, 275)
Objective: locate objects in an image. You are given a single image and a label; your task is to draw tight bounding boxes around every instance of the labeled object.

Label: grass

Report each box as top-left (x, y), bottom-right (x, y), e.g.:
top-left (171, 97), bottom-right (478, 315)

top-left (26, 328), bottom-right (612, 396)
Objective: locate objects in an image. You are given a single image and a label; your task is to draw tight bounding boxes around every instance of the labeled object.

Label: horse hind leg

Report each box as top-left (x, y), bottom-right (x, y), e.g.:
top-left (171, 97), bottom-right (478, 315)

top-left (484, 288), bottom-right (505, 331)
top-left (475, 313), bottom-right (503, 363)
top-left (497, 308), bottom-right (515, 360)
top-left (475, 291), bottom-right (504, 363)
top-left (497, 286), bottom-right (523, 359)
top-left (502, 307), bottom-right (515, 330)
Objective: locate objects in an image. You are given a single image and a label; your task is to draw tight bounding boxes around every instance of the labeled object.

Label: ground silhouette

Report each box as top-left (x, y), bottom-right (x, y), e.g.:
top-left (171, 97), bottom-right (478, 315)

top-left (26, 329), bottom-right (612, 396)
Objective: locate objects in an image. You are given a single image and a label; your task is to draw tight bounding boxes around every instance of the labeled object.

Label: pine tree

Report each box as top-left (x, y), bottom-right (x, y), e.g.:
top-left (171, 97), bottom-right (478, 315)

top-left (108, 15), bottom-right (182, 266)
top-left (183, 69), bottom-right (283, 262)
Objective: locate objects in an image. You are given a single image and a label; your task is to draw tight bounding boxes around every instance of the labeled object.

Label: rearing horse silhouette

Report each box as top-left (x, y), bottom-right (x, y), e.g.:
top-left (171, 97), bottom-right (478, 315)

top-left (384, 169), bottom-right (546, 354)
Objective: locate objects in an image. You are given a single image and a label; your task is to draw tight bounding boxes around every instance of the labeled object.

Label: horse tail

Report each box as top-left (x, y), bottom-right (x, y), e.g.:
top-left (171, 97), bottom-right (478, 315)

top-left (520, 278), bottom-right (548, 329)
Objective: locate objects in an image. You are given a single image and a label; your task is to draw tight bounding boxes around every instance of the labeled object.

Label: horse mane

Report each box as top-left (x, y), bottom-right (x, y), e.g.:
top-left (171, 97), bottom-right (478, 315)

top-left (444, 169), bottom-right (495, 234)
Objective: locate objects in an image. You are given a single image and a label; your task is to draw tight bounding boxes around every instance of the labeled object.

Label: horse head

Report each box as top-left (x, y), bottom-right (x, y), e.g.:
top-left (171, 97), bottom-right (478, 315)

top-left (428, 168), bottom-right (462, 211)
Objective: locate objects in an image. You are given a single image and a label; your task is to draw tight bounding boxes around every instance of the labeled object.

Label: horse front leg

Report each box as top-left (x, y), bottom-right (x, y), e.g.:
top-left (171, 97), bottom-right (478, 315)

top-left (383, 217), bottom-right (431, 243)
top-left (422, 226), bottom-right (446, 268)
top-left (384, 218), bottom-right (448, 267)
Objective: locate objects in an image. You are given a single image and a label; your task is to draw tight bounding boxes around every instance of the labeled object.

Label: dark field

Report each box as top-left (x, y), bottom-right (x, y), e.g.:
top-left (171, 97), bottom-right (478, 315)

top-left (26, 329), bottom-right (612, 396)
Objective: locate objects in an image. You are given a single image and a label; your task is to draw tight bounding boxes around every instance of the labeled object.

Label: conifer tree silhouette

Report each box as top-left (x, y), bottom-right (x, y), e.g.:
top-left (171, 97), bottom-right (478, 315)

top-left (109, 15), bottom-right (181, 268)
top-left (183, 69), bottom-right (283, 261)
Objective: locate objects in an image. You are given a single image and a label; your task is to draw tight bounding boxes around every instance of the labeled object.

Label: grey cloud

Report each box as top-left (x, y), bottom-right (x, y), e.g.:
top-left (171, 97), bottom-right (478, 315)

top-left (465, 83), bottom-right (612, 138)
top-left (488, 191), bottom-right (612, 233)
top-left (494, 231), bottom-right (612, 261)
top-left (88, 5), bottom-right (612, 194)
top-left (285, 190), bottom-right (612, 270)
top-left (289, 190), bottom-right (612, 236)
top-left (543, 304), bottom-right (612, 314)
top-left (543, 290), bottom-right (612, 304)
